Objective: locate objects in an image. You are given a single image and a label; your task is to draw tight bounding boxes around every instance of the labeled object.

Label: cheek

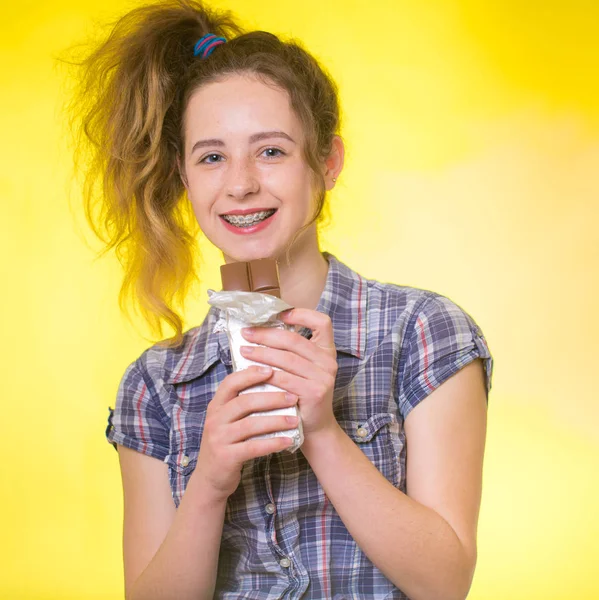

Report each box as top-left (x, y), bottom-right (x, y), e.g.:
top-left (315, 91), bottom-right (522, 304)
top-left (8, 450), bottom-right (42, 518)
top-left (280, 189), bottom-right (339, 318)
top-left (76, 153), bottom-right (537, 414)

top-left (185, 172), bottom-right (218, 213)
top-left (269, 162), bottom-right (315, 204)
top-left (185, 191), bottom-right (214, 234)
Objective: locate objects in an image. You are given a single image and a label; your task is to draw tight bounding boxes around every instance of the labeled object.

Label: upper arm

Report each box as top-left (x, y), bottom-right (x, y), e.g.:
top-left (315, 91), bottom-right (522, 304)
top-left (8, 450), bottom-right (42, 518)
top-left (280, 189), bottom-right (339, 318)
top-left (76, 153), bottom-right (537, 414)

top-left (117, 444), bottom-right (176, 596)
top-left (105, 358), bottom-right (176, 595)
top-left (404, 358), bottom-right (487, 569)
top-left (397, 293), bottom-right (493, 571)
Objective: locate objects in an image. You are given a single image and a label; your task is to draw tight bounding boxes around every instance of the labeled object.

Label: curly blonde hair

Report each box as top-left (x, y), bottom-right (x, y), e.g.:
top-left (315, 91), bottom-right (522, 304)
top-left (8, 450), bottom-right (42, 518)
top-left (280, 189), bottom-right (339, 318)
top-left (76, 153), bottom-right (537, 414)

top-left (62, 0), bottom-right (341, 348)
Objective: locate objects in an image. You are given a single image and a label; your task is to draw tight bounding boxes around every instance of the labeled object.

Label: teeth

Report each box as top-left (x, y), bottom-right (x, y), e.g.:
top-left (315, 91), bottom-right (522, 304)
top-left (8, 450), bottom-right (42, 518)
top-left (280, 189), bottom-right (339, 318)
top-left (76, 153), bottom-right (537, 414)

top-left (222, 210), bottom-right (275, 227)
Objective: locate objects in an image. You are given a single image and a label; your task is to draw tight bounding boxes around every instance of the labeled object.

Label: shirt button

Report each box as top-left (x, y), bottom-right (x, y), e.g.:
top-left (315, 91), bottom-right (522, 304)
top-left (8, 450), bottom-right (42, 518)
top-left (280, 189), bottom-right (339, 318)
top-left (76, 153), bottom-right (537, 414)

top-left (279, 557), bottom-right (291, 568)
top-left (180, 455), bottom-right (190, 467)
top-left (356, 427), bottom-right (368, 438)
top-left (265, 503), bottom-right (276, 514)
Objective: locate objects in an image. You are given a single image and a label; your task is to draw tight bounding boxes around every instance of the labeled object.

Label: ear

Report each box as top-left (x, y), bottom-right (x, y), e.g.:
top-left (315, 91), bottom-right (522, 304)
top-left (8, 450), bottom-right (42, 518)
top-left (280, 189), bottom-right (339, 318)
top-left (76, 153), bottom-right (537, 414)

top-left (177, 153), bottom-right (189, 191)
top-left (323, 135), bottom-right (345, 190)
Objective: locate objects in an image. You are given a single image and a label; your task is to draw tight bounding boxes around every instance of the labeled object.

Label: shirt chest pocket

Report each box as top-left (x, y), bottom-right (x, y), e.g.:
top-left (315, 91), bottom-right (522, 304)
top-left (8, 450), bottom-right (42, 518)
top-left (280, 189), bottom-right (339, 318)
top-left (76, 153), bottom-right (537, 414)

top-left (338, 412), bottom-right (403, 488)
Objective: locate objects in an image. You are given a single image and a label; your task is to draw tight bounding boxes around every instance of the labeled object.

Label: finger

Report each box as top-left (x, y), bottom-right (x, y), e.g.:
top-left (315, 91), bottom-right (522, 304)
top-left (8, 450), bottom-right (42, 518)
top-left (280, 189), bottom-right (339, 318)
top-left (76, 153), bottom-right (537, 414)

top-left (233, 436), bottom-right (295, 462)
top-left (241, 326), bottom-right (337, 368)
top-left (240, 344), bottom-right (332, 382)
top-left (225, 390), bottom-right (298, 422)
top-left (212, 365), bottom-right (273, 407)
top-left (227, 414), bottom-right (299, 444)
top-left (279, 308), bottom-right (335, 350)
top-left (266, 368), bottom-right (334, 401)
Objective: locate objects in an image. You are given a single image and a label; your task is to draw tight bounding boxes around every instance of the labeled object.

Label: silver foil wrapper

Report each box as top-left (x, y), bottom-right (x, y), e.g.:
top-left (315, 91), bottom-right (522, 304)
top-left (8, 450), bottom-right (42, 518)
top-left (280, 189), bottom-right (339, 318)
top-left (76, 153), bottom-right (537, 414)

top-left (208, 290), bottom-right (304, 452)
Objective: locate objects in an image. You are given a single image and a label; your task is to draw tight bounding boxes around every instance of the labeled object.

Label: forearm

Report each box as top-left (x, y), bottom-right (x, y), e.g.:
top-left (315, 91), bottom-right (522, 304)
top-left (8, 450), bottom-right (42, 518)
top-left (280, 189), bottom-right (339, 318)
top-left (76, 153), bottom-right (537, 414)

top-left (302, 426), bottom-right (474, 600)
top-left (128, 470), bottom-right (226, 600)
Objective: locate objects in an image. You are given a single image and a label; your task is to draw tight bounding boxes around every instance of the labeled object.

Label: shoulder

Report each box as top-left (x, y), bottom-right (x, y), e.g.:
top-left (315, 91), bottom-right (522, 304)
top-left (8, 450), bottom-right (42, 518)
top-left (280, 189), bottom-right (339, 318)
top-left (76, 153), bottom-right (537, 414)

top-left (116, 320), bottom-right (211, 410)
top-left (328, 254), bottom-right (435, 328)
top-left (352, 266), bottom-right (492, 386)
top-left (133, 323), bottom-right (208, 388)
top-left (112, 324), bottom-right (206, 424)
top-left (362, 271), bottom-right (469, 341)
top-left (363, 272), bottom-right (482, 337)
top-left (361, 276), bottom-right (494, 417)
top-left (329, 254), bottom-right (484, 350)
top-left (108, 320), bottom-right (216, 459)
top-left (366, 276), bottom-right (435, 319)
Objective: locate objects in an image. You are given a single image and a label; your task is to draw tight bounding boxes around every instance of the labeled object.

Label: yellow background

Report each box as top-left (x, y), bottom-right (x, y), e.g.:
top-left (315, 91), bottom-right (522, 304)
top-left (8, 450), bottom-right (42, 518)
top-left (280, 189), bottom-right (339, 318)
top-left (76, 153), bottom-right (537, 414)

top-left (1, 0), bottom-right (598, 598)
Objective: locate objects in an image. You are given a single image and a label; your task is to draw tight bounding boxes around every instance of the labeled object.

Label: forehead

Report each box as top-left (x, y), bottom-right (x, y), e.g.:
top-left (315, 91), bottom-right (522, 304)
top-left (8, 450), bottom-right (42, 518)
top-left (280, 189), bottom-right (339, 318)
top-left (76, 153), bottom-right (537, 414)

top-left (184, 74), bottom-right (301, 139)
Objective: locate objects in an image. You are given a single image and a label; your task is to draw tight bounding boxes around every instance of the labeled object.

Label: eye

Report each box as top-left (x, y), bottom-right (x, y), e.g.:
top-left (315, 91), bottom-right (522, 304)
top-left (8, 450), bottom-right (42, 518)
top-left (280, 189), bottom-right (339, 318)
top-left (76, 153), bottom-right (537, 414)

top-left (199, 153), bottom-right (223, 164)
top-left (262, 147), bottom-right (286, 158)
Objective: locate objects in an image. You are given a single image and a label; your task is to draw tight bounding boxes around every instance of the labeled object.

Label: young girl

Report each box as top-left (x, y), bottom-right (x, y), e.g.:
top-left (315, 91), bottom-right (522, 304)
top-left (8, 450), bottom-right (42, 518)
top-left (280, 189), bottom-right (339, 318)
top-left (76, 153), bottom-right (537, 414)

top-left (69, 1), bottom-right (493, 598)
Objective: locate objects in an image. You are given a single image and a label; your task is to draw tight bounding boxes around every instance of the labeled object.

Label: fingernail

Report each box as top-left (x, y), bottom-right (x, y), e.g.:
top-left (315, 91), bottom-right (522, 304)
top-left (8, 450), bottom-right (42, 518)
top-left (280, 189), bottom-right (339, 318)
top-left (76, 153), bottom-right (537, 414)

top-left (259, 366), bottom-right (272, 374)
top-left (285, 393), bottom-right (297, 403)
top-left (241, 346), bottom-right (253, 354)
top-left (242, 327), bottom-right (254, 337)
top-left (286, 416), bottom-right (299, 424)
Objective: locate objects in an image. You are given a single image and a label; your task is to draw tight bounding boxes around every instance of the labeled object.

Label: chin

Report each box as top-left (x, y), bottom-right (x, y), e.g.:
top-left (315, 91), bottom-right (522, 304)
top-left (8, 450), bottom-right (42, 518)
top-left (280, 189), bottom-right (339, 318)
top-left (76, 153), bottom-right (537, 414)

top-left (222, 242), bottom-right (284, 264)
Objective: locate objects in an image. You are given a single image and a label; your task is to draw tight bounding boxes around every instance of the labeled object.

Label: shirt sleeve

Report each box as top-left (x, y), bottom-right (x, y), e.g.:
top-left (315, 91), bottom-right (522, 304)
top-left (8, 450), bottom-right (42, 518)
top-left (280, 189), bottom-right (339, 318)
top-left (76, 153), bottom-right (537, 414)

top-left (397, 294), bottom-right (494, 420)
top-left (105, 358), bottom-right (170, 461)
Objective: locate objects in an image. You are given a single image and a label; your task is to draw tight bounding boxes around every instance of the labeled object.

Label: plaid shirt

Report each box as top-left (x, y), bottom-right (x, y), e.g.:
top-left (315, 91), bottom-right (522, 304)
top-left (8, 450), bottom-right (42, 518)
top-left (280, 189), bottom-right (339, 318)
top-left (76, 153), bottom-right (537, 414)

top-left (106, 253), bottom-right (493, 599)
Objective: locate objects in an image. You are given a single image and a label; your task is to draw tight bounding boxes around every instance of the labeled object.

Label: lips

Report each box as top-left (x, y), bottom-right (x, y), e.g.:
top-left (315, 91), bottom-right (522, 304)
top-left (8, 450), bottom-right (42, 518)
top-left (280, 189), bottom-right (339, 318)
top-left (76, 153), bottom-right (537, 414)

top-left (219, 208), bottom-right (278, 235)
top-left (221, 209), bottom-right (277, 227)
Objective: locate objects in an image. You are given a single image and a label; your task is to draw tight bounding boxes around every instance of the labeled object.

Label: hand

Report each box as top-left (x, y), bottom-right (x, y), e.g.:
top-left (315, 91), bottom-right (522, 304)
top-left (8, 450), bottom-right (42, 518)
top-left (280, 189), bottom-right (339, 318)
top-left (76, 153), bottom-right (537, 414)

top-left (239, 309), bottom-right (338, 437)
top-left (194, 365), bottom-right (299, 501)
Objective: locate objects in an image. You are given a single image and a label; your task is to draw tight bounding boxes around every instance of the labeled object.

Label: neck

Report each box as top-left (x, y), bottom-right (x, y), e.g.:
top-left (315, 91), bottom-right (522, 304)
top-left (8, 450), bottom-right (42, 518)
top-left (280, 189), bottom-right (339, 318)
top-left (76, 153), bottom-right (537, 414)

top-left (278, 233), bottom-right (329, 310)
top-left (221, 226), bottom-right (329, 309)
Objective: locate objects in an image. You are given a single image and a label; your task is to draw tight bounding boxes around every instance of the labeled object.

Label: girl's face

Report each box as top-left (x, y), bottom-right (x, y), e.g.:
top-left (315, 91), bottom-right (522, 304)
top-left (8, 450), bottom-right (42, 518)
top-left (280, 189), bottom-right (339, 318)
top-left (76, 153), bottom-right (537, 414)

top-left (181, 73), bottom-right (320, 264)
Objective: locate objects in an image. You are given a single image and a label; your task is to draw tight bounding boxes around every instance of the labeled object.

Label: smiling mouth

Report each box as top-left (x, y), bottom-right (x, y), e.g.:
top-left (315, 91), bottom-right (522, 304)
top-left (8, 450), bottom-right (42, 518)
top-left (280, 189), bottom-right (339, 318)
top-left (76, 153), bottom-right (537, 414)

top-left (221, 209), bottom-right (277, 228)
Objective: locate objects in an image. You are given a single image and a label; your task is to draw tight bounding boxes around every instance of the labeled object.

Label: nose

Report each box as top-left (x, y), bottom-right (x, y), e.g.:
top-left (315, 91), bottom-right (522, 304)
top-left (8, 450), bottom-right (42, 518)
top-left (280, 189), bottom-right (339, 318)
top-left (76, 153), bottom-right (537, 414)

top-left (225, 155), bottom-right (260, 200)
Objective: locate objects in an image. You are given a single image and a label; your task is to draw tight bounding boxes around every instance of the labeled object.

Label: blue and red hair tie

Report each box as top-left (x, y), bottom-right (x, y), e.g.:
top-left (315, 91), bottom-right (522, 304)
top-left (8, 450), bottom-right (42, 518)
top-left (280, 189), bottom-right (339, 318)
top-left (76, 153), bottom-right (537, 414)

top-left (194, 33), bottom-right (227, 58)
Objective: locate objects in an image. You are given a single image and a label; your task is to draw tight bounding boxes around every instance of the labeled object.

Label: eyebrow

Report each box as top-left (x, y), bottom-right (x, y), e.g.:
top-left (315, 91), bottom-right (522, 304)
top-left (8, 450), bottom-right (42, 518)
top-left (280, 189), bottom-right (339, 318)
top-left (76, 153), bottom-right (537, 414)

top-left (190, 131), bottom-right (296, 155)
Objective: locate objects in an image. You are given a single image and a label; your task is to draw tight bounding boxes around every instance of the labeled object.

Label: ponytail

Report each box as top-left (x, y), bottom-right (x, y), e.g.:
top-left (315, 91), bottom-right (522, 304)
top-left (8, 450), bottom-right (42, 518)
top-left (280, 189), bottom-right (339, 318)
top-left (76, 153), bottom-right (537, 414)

top-left (62, 0), bottom-right (341, 348)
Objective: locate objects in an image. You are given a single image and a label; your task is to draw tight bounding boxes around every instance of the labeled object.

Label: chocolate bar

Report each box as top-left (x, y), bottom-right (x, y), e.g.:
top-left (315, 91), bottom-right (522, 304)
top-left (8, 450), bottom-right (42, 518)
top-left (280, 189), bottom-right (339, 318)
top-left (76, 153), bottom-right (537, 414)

top-left (220, 259), bottom-right (281, 297)
top-left (208, 259), bottom-right (303, 452)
